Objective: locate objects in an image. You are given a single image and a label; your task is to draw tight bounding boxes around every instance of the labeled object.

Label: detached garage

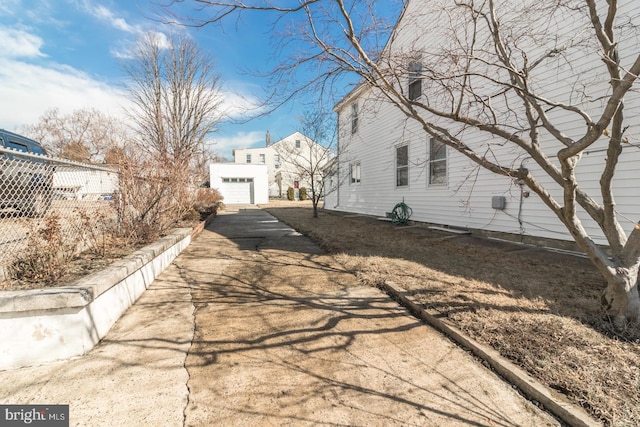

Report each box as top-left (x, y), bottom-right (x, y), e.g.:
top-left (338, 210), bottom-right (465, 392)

top-left (210, 163), bottom-right (269, 205)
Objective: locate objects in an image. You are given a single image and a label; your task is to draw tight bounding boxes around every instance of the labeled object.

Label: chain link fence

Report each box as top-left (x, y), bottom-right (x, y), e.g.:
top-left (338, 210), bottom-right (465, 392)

top-left (0, 147), bottom-right (118, 283)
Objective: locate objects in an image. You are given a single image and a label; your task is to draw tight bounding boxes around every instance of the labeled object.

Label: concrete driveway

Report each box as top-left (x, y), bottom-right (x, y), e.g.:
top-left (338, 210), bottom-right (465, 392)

top-left (0, 206), bottom-right (559, 426)
top-left (180, 206), bottom-right (557, 426)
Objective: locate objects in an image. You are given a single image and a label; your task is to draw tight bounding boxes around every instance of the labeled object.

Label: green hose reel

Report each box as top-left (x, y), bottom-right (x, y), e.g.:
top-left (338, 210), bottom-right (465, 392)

top-left (391, 201), bottom-right (412, 225)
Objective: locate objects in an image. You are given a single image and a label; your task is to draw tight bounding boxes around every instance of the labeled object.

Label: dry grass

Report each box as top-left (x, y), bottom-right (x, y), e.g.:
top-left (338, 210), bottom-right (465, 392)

top-left (262, 200), bottom-right (640, 427)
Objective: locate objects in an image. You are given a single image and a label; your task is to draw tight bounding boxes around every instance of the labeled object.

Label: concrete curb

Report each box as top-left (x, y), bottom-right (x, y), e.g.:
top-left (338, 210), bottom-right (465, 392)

top-left (0, 228), bottom-right (193, 371)
top-left (191, 211), bottom-right (217, 238)
top-left (381, 280), bottom-right (601, 427)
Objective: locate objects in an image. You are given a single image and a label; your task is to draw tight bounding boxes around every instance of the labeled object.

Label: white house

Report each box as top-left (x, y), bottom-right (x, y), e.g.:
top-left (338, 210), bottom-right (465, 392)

top-left (233, 131), bottom-right (329, 198)
top-left (209, 163), bottom-right (269, 205)
top-left (327, 0), bottom-right (640, 250)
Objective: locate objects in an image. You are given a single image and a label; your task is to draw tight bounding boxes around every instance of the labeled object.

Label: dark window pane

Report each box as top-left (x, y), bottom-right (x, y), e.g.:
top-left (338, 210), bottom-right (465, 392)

top-left (396, 145), bottom-right (408, 167)
top-left (429, 137), bottom-right (447, 185)
top-left (397, 167), bottom-right (408, 187)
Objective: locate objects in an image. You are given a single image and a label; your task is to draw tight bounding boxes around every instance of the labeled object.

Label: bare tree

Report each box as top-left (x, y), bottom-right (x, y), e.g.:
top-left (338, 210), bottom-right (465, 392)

top-left (171, 0), bottom-right (640, 325)
top-left (118, 32), bottom-right (225, 238)
top-left (23, 108), bottom-right (128, 163)
top-left (276, 110), bottom-right (333, 217)
top-left (122, 32), bottom-right (223, 168)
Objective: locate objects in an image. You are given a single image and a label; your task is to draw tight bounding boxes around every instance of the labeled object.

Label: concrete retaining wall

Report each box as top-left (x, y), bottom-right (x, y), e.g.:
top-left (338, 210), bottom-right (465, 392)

top-left (0, 228), bottom-right (192, 371)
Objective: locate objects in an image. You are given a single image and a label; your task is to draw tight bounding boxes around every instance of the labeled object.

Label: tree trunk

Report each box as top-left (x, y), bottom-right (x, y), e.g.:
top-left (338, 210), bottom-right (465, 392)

top-left (601, 266), bottom-right (640, 328)
top-left (562, 213), bottom-right (640, 326)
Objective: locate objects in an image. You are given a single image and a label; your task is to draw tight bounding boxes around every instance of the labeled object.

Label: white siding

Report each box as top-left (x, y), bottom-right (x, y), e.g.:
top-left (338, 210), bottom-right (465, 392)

top-left (330, 0), bottom-right (640, 247)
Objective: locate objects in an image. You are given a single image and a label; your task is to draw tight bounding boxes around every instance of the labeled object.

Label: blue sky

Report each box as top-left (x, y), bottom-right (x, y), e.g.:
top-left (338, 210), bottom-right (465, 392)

top-left (0, 0), bottom-right (349, 159)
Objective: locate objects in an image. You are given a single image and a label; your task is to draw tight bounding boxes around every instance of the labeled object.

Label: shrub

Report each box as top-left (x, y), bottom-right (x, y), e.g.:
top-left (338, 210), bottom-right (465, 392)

top-left (75, 206), bottom-right (118, 258)
top-left (299, 187), bottom-right (307, 201)
top-left (115, 157), bottom-right (195, 243)
top-left (287, 187), bottom-right (295, 200)
top-left (192, 187), bottom-right (223, 219)
top-left (182, 208), bottom-right (202, 222)
top-left (9, 214), bottom-right (78, 283)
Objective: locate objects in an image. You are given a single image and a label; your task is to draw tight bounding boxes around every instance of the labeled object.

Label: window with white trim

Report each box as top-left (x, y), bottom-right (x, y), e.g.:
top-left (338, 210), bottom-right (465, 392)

top-left (259, 153), bottom-right (265, 163)
top-left (396, 145), bottom-right (409, 187)
top-left (408, 60), bottom-right (422, 101)
top-left (429, 138), bottom-right (447, 185)
top-left (350, 162), bottom-right (361, 184)
top-left (246, 154), bottom-right (252, 164)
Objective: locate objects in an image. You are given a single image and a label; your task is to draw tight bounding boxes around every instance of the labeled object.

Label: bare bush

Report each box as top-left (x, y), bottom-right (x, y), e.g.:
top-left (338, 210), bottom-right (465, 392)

top-left (75, 206), bottom-right (119, 258)
top-left (114, 157), bottom-right (189, 243)
top-left (9, 214), bottom-right (79, 284)
top-left (192, 187), bottom-right (223, 219)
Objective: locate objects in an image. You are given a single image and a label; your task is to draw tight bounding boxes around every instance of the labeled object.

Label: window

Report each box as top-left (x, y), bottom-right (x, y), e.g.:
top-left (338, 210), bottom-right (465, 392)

top-left (295, 140), bottom-right (301, 148)
top-left (274, 154), bottom-right (280, 169)
top-left (350, 162), bottom-right (361, 184)
top-left (246, 154), bottom-right (252, 163)
top-left (259, 153), bottom-right (265, 163)
top-left (408, 60), bottom-right (422, 101)
top-left (396, 145), bottom-right (409, 187)
top-left (223, 177), bottom-right (254, 183)
top-left (429, 138), bottom-right (447, 185)
top-left (7, 140), bottom-right (29, 152)
top-left (351, 102), bottom-right (359, 134)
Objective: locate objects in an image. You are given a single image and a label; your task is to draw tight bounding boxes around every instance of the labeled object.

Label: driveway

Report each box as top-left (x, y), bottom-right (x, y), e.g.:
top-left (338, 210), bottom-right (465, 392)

top-left (179, 206), bottom-right (558, 426)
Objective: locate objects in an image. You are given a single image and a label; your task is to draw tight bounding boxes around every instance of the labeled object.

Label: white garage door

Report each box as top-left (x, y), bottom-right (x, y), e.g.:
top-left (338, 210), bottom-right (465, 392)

top-left (220, 178), bottom-right (254, 204)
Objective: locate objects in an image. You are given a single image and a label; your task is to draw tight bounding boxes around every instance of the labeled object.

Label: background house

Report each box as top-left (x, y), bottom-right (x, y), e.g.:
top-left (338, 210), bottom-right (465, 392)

top-left (233, 131), bottom-right (329, 198)
top-left (327, 0), bottom-right (640, 250)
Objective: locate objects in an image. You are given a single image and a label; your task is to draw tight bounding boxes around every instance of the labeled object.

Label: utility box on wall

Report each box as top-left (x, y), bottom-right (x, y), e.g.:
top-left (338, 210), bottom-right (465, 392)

top-left (491, 195), bottom-right (507, 210)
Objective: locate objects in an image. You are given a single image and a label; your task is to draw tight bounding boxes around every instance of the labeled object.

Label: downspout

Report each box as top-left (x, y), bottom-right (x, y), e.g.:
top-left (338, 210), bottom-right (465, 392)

top-left (335, 114), bottom-right (340, 209)
top-left (516, 158), bottom-right (531, 242)
top-left (517, 182), bottom-right (525, 239)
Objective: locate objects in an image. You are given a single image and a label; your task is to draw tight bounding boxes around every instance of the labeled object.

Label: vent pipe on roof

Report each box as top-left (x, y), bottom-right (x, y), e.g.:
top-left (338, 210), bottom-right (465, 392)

top-left (266, 130), bottom-right (271, 147)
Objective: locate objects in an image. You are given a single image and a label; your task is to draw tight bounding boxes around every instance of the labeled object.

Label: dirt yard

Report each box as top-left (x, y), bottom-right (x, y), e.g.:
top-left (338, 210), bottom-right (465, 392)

top-left (262, 200), bottom-right (640, 427)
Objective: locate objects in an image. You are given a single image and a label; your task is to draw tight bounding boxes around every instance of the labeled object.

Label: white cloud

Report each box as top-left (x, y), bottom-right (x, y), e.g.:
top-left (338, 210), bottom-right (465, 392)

top-left (110, 30), bottom-right (170, 60)
top-left (209, 130), bottom-right (266, 153)
top-left (0, 56), bottom-right (267, 149)
top-left (83, 3), bottom-right (138, 34)
top-left (0, 28), bottom-right (46, 58)
top-left (0, 59), bottom-right (129, 131)
top-left (85, 4), bottom-right (172, 51)
top-left (0, 22), bottom-right (265, 155)
top-left (0, 0), bottom-right (21, 16)
top-left (146, 31), bottom-right (172, 49)
top-left (218, 80), bottom-right (265, 120)
top-left (220, 92), bottom-right (262, 119)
